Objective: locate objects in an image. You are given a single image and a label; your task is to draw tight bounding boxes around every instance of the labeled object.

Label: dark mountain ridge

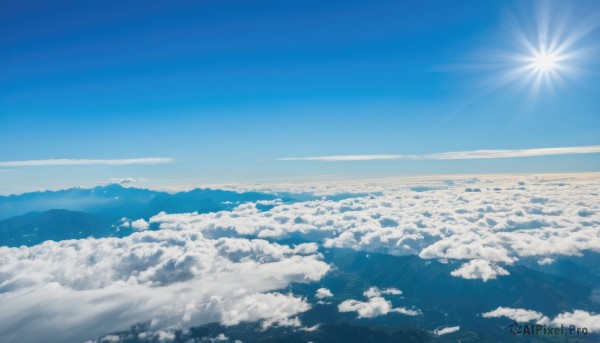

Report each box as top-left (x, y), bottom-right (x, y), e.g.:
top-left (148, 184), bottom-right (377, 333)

top-left (0, 184), bottom-right (282, 247)
top-left (0, 209), bottom-right (111, 246)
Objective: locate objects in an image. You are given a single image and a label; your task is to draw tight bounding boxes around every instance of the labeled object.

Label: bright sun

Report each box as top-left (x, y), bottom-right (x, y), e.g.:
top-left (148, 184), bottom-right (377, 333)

top-left (531, 51), bottom-right (558, 73)
top-left (482, 1), bottom-right (597, 98)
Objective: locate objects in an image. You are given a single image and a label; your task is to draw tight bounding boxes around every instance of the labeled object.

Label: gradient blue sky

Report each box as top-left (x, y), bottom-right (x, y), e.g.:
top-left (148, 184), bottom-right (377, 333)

top-left (1, 0), bottom-right (599, 194)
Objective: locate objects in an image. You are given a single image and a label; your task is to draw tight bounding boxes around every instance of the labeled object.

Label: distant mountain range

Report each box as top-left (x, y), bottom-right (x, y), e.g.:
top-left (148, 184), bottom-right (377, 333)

top-left (0, 184), bottom-right (284, 247)
top-left (0, 185), bottom-right (366, 247)
top-left (0, 209), bottom-right (112, 246)
top-left (0, 184), bottom-right (281, 220)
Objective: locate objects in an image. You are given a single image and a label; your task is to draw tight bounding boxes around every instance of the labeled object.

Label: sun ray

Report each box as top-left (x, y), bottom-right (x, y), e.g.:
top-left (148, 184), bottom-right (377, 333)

top-left (493, 1), bottom-right (598, 101)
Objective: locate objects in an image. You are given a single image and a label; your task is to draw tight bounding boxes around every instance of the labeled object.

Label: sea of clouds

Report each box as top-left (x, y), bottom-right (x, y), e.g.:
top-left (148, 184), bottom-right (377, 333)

top-left (0, 232), bottom-right (328, 342)
top-left (151, 174), bottom-right (600, 281)
top-left (1, 174), bottom-right (599, 342)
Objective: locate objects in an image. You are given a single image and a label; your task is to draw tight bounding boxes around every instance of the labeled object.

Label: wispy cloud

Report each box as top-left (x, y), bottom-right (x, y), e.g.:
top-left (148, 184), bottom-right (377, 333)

top-left (102, 177), bottom-right (148, 185)
top-left (0, 158), bottom-right (174, 167)
top-left (277, 146), bottom-right (600, 161)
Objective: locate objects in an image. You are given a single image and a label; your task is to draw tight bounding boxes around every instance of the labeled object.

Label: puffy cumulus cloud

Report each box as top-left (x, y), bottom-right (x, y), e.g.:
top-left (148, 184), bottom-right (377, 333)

top-left (100, 335), bottom-right (121, 343)
top-left (537, 257), bottom-right (555, 265)
top-left (338, 286), bottom-right (419, 319)
top-left (433, 326), bottom-right (460, 336)
top-left (0, 229), bottom-right (329, 343)
top-left (363, 286), bottom-right (402, 298)
top-left (450, 259), bottom-right (509, 281)
top-left (98, 330), bottom-right (237, 343)
top-left (315, 288), bottom-right (333, 299)
top-left (483, 307), bottom-right (600, 332)
top-left (150, 174), bottom-right (600, 281)
top-left (148, 330), bottom-right (176, 342)
top-left (552, 310), bottom-right (600, 332)
top-left (220, 292), bottom-right (309, 329)
top-left (131, 218), bottom-right (150, 230)
top-left (338, 297), bottom-right (420, 319)
top-left (132, 330), bottom-right (177, 342)
top-left (208, 333), bottom-right (229, 342)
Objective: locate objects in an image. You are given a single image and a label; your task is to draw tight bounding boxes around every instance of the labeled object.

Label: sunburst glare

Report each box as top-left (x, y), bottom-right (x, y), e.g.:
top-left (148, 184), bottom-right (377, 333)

top-left (503, 1), bottom-right (598, 98)
top-left (460, 1), bottom-right (598, 101)
top-left (530, 51), bottom-right (558, 73)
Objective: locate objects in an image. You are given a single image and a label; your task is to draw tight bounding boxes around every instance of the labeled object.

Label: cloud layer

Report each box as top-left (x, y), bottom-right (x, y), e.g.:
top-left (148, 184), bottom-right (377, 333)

top-left (2, 173), bottom-right (599, 341)
top-left (0, 231), bottom-right (328, 343)
top-left (150, 174), bottom-right (600, 281)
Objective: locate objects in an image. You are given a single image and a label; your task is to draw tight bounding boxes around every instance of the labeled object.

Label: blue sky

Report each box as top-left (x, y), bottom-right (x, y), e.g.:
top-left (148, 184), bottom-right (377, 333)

top-left (1, 0), bottom-right (599, 194)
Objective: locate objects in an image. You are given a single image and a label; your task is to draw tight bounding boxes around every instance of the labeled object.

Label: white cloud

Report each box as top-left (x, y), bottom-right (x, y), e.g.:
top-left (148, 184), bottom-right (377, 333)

top-left (3, 174), bottom-right (599, 340)
top-left (338, 296), bottom-right (420, 318)
top-left (363, 287), bottom-right (381, 298)
top-left (0, 230), bottom-right (329, 343)
top-left (338, 286), bottom-right (418, 319)
top-left (0, 158), bottom-right (174, 167)
top-left (130, 330), bottom-right (178, 342)
top-left (537, 257), bottom-right (555, 265)
top-left (148, 174), bottom-right (600, 280)
top-left (482, 307), bottom-right (600, 332)
top-left (482, 307), bottom-right (550, 323)
top-left (155, 330), bottom-right (176, 342)
top-left (131, 219), bottom-right (150, 231)
top-left (363, 287), bottom-right (402, 298)
top-left (315, 288), bottom-right (333, 299)
top-left (221, 292), bottom-right (310, 329)
top-left (551, 310), bottom-right (600, 331)
top-left (100, 335), bottom-right (121, 343)
top-left (131, 330), bottom-right (174, 342)
top-left (450, 259), bottom-right (509, 282)
top-left (433, 326), bottom-right (460, 336)
top-left (277, 146), bottom-right (600, 161)
top-left (379, 288), bottom-right (402, 295)
top-left (209, 333), bottom-right (229, 342)
top-left (103, 178), bottom-right (147, 186)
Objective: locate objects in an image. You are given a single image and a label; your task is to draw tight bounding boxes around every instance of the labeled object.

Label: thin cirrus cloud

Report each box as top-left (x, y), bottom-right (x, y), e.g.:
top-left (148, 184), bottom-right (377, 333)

top-left (0, 157), bottom-right (174, 167)
top-left (276, 145), bottom-right (600, 161)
